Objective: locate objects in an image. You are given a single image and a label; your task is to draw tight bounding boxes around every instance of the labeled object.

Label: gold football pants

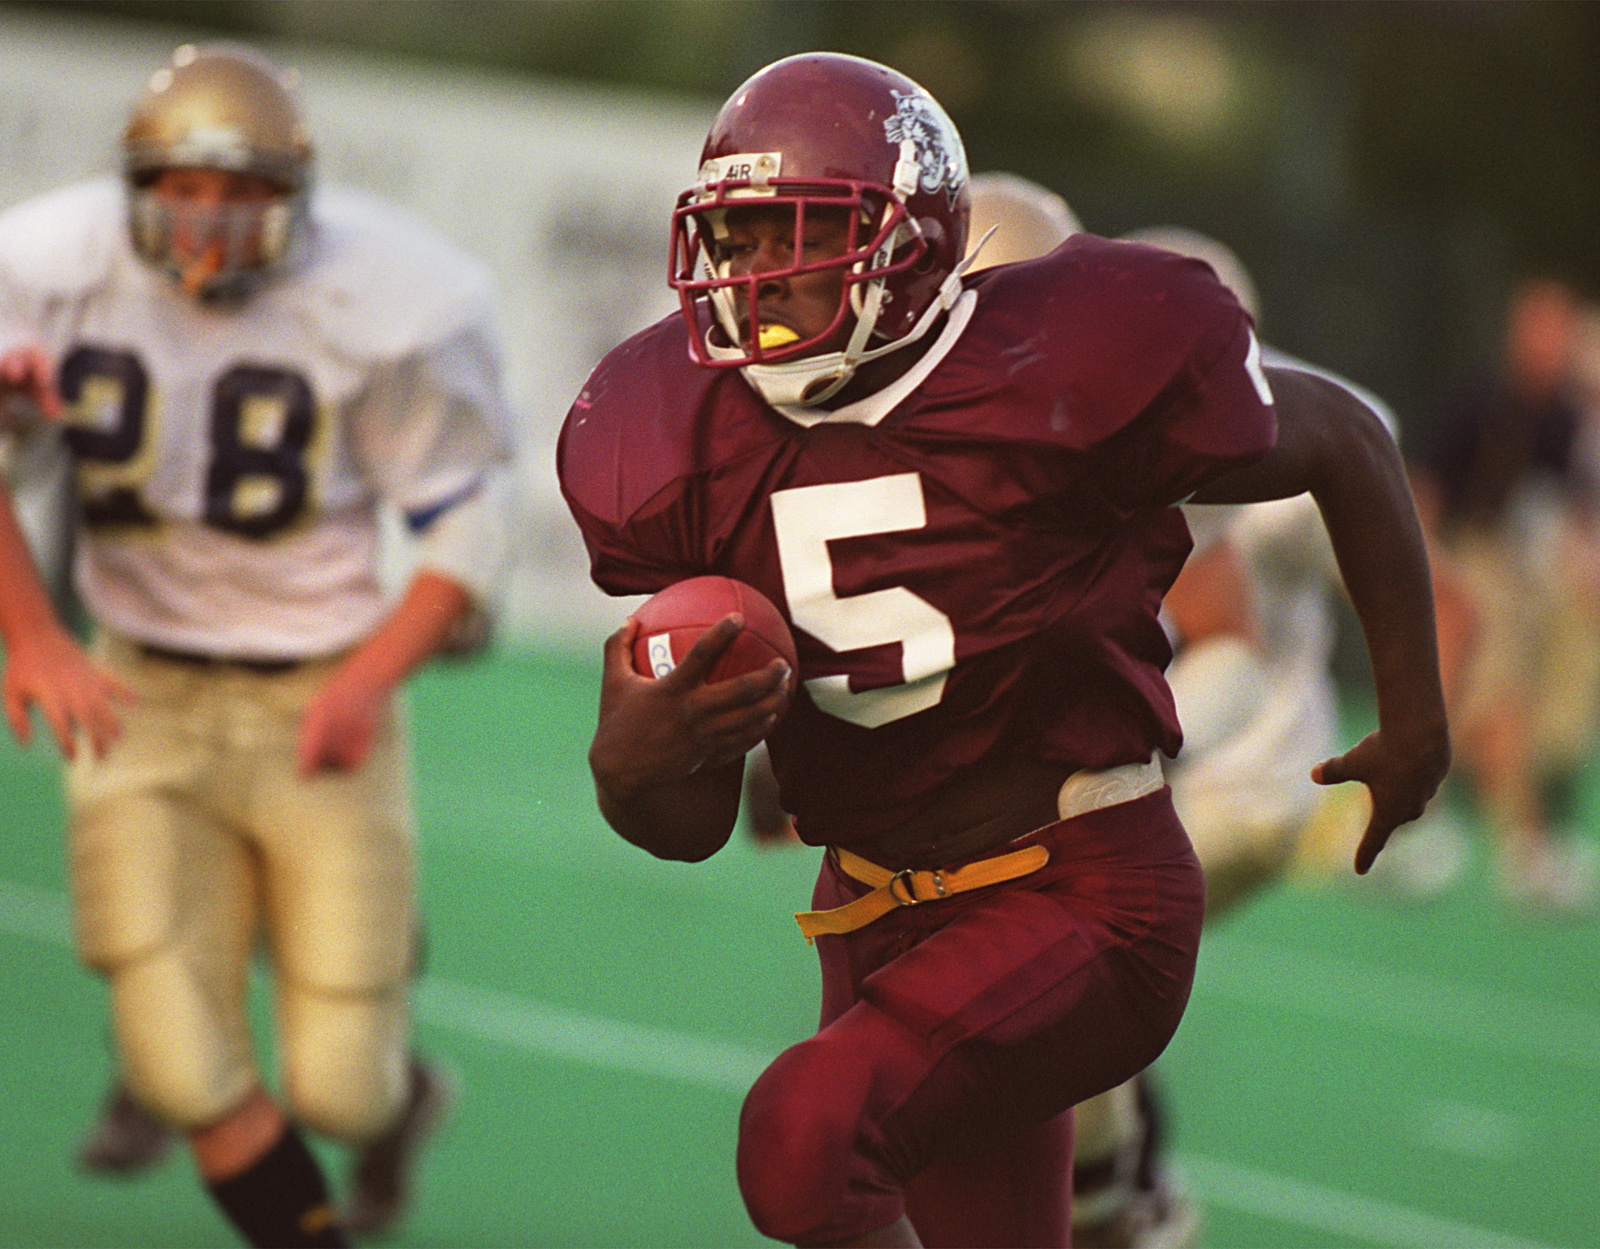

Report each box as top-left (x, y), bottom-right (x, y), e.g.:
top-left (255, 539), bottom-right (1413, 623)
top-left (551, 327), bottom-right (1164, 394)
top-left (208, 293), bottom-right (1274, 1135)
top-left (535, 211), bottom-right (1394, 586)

top-left (66, 633), bottom-right (417, 1140)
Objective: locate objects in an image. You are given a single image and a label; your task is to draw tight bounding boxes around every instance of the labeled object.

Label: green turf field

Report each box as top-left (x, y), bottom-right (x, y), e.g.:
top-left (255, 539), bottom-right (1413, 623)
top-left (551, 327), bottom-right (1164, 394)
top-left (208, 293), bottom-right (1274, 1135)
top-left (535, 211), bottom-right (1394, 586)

top-left (1, 646), bottom-right (1595, 1248)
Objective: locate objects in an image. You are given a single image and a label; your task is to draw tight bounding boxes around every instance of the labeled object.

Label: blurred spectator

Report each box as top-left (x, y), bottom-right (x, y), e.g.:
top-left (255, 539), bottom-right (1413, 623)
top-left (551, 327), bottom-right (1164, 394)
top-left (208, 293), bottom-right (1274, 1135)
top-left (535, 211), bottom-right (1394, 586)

top-left (1409, 277), bottom-right (1600, 913)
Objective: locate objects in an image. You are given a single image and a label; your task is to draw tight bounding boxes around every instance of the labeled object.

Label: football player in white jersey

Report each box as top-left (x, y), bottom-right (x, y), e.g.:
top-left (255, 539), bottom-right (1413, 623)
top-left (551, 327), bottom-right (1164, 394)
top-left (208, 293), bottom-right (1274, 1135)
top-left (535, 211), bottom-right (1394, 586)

top-left (0, 43), bottom-right (514, 1247)
top-left (965, 178), bottom-right (1459, 1248)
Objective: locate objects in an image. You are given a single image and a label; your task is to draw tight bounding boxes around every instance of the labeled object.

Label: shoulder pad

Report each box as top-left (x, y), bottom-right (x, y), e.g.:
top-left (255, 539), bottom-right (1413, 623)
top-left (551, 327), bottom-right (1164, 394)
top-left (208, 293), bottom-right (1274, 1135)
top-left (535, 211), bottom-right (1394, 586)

top-left (560, 311), bottom-right (749, 528)
top-left (290, 188), bottom-right (500, 362)
top-left (958, 234), bottom-right (1251, 447)
top-left (0, 178), bottom-right (123, 300)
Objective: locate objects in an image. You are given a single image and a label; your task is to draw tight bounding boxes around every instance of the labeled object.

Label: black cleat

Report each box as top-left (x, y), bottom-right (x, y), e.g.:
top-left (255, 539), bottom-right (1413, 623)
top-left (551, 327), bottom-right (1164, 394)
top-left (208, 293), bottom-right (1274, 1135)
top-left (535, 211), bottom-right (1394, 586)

top-left (77, 1084), bottom-right (176, 1176)
top-left (344, 1059), bottom-right (455, 1238)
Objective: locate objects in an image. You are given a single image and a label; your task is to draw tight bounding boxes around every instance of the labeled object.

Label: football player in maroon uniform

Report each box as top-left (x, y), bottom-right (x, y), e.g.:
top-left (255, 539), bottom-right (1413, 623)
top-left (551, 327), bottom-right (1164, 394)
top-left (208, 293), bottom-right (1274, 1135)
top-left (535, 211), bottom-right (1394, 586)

top-left (558, 52), bottom-right (1448, 1249)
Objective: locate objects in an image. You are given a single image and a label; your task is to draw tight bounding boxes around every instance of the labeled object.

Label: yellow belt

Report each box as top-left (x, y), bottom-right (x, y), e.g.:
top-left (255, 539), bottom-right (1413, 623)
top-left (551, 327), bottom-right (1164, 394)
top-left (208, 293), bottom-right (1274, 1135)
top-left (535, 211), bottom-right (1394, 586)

top-left (794, 843), bottom-right (1051, 942)
top-left (792, 758), bottom-right (1164, 944)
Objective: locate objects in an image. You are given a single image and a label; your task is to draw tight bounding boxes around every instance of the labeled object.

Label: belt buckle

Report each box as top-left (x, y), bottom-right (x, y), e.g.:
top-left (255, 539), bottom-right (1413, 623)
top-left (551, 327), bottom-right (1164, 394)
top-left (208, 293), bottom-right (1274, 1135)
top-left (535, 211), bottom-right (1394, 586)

top-left (887, 868), bottom-right (948, 906)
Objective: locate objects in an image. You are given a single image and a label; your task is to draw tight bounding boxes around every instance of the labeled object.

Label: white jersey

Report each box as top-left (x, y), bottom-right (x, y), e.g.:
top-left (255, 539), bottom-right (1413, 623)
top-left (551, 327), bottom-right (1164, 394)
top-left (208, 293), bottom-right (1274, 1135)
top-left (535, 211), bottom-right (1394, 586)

top-left (1175, 347), bottom-right (1400, 826)
top-left (0, 178), bottom-right (513, 659)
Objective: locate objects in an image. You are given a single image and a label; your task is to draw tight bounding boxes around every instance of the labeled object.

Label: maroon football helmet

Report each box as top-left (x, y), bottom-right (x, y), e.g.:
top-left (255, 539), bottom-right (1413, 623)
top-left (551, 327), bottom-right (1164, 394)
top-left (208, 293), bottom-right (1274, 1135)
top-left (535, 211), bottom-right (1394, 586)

top-left (670, 53), bottom-right (971, 406)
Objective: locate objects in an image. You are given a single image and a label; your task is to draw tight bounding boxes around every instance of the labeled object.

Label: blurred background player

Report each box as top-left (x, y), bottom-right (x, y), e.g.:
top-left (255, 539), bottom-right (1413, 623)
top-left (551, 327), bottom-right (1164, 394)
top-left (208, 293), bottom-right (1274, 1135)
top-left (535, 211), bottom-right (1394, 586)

top-left (961, 171), bottom-right (1084, 268)
top-left (74, 923), bottom-right (462, 1236)
top-left (964, 176), bottom-right (1468, 1247)
top-left (1409, 275), bottom-right (1600, 914)
top-left (0, 41), bottom-right (514, 1246)
top-left (1127, 225), bottom-right (1477, 909)
top-left (560, 53), bottom-right (1447, 1249)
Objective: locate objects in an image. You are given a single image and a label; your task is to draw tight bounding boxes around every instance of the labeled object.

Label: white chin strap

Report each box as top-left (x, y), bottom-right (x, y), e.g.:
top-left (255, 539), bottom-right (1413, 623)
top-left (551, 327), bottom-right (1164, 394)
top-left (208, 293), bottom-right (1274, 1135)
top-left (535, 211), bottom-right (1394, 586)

top-left (734, 236), bottom-right (991, 409)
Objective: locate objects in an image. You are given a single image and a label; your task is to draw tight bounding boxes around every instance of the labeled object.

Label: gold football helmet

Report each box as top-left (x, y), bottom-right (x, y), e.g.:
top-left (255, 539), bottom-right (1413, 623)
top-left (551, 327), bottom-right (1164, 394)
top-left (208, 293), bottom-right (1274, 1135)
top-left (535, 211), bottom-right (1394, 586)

top-left (124, 42), bottom-right (314, 300)
top-left (1122, 225), bottom-right (1261, 324)
top-left (966, 172), bottom-right (1082, 273)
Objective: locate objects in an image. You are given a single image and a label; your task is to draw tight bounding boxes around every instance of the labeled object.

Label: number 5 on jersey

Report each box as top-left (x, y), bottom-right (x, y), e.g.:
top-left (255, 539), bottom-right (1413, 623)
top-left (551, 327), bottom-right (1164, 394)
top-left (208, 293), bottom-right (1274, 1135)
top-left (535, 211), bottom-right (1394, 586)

top-left (771, 473), bottom-right (955, 729)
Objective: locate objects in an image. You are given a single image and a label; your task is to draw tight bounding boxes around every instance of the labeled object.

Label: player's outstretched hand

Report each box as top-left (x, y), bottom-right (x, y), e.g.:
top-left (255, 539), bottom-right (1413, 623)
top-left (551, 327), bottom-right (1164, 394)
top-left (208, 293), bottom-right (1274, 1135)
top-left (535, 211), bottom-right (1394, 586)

top-left (2, 629), bottom-right (131, 760)
top-left (1313, 724), bottom-right (1450, 874)
top-left (591, 615), bottom-right (791, 801)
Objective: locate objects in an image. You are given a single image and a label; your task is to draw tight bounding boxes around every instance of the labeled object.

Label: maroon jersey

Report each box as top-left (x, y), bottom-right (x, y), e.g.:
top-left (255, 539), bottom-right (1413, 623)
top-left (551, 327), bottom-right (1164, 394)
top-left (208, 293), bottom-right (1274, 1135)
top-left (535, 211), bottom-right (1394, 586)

top-left (558, 236), bottom-right (1275, 847)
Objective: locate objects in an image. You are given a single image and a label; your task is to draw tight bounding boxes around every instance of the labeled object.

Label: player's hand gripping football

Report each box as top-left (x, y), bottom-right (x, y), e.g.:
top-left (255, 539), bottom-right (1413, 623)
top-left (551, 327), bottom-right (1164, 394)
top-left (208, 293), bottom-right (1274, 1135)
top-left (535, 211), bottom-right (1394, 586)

top-left (1312, 720), bottom-right (1450, 875)
top-left (594, 614), bottom-right (791, 793)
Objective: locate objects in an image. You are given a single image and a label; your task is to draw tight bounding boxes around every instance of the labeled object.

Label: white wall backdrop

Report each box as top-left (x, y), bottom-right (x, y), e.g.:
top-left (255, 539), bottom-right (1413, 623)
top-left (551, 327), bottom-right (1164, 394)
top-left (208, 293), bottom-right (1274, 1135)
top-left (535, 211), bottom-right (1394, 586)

top-left (0, 9), bottom-right (709, 649)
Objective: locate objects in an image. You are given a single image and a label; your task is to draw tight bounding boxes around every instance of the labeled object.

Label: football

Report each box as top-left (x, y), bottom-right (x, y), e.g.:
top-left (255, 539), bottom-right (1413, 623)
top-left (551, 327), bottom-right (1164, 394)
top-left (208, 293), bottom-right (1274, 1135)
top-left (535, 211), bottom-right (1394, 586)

top-left (631, 576), bottom-right (799, 693)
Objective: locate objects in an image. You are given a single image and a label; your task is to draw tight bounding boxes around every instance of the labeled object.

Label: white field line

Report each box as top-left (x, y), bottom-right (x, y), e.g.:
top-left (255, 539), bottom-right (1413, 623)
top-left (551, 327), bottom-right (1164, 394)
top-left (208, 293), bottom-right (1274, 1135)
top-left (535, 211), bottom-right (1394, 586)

top-left (1195, 934), bottom-right (1600, 1071)
top-left (1177, 1154), bottom-right (1562, 1249)
top-left (412, 976), bottom-right (769, 1092)
top-left (0, 877), bottom-right (1569, 1249)
top-left (8, 877), bottom-right (1594, 1076)
top-left (0, 875), bottom-right (72, 946)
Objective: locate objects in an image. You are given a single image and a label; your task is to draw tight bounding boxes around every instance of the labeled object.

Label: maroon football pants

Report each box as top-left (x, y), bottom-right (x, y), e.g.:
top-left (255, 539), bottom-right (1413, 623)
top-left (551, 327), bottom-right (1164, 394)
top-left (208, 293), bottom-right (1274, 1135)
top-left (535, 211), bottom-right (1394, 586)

top-left (736, 789), bottom-right (1204, 1247)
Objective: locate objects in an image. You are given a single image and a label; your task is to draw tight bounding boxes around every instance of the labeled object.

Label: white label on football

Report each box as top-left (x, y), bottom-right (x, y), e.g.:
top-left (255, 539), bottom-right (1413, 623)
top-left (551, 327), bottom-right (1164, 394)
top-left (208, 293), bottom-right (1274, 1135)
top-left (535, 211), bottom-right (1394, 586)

top-left (646, 633), bottom-right (676, 677)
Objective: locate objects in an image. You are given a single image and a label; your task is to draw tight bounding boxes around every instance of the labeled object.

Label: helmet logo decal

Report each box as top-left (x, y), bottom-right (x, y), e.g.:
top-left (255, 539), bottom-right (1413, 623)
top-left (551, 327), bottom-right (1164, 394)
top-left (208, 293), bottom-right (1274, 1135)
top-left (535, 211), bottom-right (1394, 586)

top-left (883, 91), bottom-right (964, 204)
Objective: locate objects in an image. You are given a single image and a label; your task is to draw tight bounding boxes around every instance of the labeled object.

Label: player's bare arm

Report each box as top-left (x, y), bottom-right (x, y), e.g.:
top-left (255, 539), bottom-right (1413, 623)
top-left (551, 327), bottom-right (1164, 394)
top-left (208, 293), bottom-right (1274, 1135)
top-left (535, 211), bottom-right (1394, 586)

top-left (0, 492), bottom-right (130, 759)
top-left (589, 616), bottom-right (790, 861)
top-left (296, 568), bottom-right (475, 775)
top-left (0, 348), bottom-right (122, 755)
top-left (1189, 364), bottom-right (1451, 870)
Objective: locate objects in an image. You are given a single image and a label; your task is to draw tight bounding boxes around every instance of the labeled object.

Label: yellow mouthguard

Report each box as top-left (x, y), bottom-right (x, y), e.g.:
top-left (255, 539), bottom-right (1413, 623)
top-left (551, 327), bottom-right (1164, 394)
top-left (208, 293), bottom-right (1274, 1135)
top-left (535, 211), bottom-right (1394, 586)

top-left (758, 324), bottom-right (801, 350)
